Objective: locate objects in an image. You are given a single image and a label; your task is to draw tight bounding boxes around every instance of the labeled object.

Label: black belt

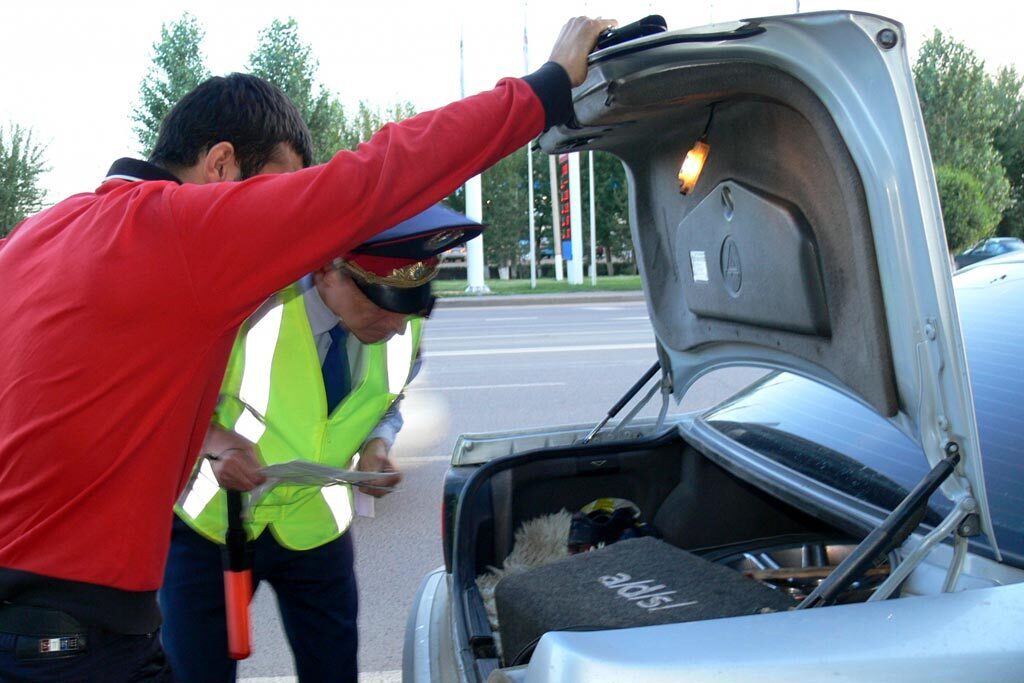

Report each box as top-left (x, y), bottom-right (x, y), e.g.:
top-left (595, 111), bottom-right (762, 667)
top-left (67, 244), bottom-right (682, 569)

top-left (0, 602), bottom-right (91, 660)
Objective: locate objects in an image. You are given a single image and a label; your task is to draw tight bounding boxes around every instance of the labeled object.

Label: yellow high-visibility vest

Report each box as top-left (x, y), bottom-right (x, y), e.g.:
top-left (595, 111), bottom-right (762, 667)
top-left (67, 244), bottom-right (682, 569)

top-left (176, 283), bottom-right (421, 550)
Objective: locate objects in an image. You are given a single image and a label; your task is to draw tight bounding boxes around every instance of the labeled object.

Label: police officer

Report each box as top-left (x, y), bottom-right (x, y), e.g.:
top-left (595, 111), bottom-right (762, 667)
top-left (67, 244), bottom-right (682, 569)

top-left (160, 207), bottom-right (478, 682)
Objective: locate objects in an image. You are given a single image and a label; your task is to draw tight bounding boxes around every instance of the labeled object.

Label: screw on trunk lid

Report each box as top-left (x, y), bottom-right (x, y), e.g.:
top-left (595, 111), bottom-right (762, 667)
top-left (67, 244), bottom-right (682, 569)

top-left (877, 28), bottom-right (898, 50)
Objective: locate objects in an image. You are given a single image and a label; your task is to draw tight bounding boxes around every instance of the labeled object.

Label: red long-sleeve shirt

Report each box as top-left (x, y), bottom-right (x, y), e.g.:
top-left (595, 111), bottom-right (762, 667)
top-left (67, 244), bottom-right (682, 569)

top-left (0, 66), bottom-right (567, 630)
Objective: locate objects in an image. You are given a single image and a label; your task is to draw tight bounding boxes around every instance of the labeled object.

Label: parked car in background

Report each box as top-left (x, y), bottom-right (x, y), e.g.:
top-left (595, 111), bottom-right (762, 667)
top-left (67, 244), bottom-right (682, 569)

top-left (440, 244), bottom-right (468, 262)
top-left (404, 11), bottom-right (1024, 683)
top-left (954, 236), bottom-right (1024, 269)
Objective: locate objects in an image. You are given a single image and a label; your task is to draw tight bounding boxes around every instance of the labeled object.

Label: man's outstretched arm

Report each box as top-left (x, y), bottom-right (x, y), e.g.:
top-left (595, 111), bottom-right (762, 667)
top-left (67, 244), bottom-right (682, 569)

top-left (167, 17), bottom-right (615, 331)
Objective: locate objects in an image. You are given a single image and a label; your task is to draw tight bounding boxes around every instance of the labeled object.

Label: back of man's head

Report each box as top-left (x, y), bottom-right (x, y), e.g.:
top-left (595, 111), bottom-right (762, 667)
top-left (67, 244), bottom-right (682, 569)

top-left (149, 73), bottom-right (314, 178)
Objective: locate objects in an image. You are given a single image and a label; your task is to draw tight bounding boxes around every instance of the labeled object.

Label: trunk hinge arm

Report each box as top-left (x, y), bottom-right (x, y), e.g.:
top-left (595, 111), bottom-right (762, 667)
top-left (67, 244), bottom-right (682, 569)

top-left (867, 495), bottom-right (978, 602)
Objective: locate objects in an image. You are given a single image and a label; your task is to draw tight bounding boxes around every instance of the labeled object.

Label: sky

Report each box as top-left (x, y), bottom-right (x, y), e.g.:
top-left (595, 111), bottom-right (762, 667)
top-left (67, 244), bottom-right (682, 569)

top-left (1, 0), bottom-right (1022, 204)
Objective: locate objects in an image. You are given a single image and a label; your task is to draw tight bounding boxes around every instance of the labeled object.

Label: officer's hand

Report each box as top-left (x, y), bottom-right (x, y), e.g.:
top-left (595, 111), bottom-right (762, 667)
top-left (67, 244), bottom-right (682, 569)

top-left (548, 16), bottom-right (618, 87)
top-left (356, 438), bottom-right (402, 498)
top-left (203, 424), bottom-right (267, 491)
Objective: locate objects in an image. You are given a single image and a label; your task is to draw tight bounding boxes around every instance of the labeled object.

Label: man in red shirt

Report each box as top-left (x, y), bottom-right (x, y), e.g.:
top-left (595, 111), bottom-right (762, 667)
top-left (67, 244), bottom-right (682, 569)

top-left (0, 17), bottom-right (613, 680)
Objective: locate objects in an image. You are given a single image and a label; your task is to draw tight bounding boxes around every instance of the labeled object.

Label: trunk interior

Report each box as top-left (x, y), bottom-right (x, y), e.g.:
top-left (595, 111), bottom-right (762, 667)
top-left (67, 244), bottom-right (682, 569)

top-left (452, 430), bottom-right (872, 673)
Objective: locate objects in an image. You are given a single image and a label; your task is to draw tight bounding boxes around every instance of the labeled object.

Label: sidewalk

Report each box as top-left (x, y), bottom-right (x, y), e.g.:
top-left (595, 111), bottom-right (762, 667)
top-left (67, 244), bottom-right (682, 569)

top-left (434, 289), bottom-right (645, 308)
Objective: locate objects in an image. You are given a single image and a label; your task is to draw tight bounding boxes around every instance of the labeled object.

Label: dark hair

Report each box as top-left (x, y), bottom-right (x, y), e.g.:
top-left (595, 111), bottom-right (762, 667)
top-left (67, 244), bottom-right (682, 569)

top-left (149, 73), bottom-right (314, 178)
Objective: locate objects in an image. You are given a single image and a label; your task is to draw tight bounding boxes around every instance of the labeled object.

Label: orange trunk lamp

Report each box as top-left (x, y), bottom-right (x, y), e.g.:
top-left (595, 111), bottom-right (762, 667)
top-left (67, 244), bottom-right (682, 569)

top-left (223, 490), bottom-right (253, 660)
top-left (678, 140), bottom-right (710, 195)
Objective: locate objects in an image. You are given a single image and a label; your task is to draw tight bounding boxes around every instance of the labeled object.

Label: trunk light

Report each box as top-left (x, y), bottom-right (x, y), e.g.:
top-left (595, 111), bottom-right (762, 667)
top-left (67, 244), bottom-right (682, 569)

top-left (678, 140), bottom-right (710, 195)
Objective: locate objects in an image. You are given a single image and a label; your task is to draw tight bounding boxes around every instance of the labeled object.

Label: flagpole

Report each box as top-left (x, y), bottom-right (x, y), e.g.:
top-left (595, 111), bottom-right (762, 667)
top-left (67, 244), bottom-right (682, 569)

top-left (524, 2), bottom-right (537, 288)
top-left (461, 20), bottom-right (488, 294)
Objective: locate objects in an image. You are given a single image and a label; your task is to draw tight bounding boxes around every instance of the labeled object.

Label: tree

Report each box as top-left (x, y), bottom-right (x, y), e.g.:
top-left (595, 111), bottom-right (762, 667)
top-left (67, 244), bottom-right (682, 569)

top-left (582, 152), bottom-right (631, 275)
top-left (249, 18), bottom-right (337, 162)
top-left (337, 101), bottom-right (419, 152)
top-left (132, 13), bottom-right (210, 156)
top-left (992, 67), bottom-right (1024, 238)
top-left (914, 30), bottom-right (1010, 248)
top-left (0, 124), bottom-right (49, 236)
top-left (248, 18), bottom-right (416, 161)
top-left (482, 150), bottom-right (530, 272)
top-left (934, 166), bottom-right (997, 252)
top-left (447, 148), bottom-right (634, 278)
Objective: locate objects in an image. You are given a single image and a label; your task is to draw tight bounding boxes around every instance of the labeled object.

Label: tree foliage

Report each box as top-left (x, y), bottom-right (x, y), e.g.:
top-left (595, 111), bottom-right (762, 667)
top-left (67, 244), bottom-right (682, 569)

top-left (336, 101), bottom-right (419, 151)
top-left (132, 13), bottom-right (210, 156)
top-left (914, 30), bottom-right (1010, 248)
top-left (248, 18), bottom-right (416, 161)
top-left (447, 148), bottom-right (633, 276)
top-left (582, 152), bottom-right (631, 275)
top-left (992, 67), bottom-right (1024, 238)
top-left (934, 165), bottom-right (997, 252)
top-left (248, 18), bottom-right (341, 163)
top-left (0, 124), bottom-right (49, 236)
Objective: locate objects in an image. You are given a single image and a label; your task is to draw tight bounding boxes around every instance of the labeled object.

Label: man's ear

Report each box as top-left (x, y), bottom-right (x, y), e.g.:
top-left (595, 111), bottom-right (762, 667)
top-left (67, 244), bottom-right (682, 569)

top-left (199, 141), bottom-right (240, 183)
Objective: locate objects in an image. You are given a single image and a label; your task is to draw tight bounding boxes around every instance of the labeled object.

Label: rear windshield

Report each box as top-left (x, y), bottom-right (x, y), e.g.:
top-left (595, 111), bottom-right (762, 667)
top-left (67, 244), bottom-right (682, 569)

top-left (705, 259), bottom-right (1024, 565)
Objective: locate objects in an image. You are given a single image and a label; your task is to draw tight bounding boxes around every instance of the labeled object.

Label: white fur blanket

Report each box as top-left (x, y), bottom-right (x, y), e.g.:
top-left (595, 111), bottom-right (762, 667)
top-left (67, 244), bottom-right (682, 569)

top-left (475, 510), bottom-right (573, 656)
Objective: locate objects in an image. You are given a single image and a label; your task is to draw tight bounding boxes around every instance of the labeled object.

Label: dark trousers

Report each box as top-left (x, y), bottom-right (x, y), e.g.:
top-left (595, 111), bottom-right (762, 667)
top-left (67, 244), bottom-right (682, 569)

top-left (0, 626), bottom-right (172, 683)
top-left (159, 518), bottom-right (358, 683)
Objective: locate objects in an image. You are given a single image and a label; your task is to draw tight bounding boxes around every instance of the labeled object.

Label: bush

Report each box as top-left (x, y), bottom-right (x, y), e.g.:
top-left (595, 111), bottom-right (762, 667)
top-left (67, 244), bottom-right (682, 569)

top-left (935, 165), bottom-right (999, 252)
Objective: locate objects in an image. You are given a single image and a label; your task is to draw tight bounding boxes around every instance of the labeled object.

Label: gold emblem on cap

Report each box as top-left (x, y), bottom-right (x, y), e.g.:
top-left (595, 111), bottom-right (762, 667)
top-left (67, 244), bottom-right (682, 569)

top-left (334, 258), bottom-right (438, 288)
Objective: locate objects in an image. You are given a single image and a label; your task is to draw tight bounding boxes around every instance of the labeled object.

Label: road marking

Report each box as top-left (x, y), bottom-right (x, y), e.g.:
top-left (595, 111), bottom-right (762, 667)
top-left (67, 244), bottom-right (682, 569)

top-left (424, 330), bottom-right (651, 342)
top-left (394, 454), bottom-right (453, 463)
top-left (408, 381), bottom-right (566, 391)
top-left (484, 316), bottom-right (539, 321)
top-left (427, 343), bottom-right (655, 357)
top-left (240, 672), bottom-right (399, 683)
top-left (435, 302), bottom-right (644, 313)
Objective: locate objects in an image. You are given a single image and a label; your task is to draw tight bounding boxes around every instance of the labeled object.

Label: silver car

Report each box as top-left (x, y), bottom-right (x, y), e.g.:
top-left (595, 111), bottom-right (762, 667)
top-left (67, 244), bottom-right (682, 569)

top-left (404, 11), bottom-right (1024, 682)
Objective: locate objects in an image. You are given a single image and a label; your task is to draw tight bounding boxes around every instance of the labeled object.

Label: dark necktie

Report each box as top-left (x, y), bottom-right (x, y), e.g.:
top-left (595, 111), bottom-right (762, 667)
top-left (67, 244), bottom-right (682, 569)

top-left (322, 324), bottom-right (351, 414)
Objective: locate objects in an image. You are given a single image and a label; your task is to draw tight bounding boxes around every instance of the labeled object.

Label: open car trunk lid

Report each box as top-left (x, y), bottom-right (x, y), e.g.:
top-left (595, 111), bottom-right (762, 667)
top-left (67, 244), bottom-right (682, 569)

top-left (537, 10), bottom-right (997, 554)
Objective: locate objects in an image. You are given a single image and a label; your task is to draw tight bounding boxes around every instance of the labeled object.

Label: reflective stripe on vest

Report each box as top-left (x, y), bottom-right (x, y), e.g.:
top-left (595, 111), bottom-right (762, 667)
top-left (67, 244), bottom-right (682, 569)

top-left (176, 285), bottom-right (421, 549)
top-left (234, 303), bottom-right (284, 443)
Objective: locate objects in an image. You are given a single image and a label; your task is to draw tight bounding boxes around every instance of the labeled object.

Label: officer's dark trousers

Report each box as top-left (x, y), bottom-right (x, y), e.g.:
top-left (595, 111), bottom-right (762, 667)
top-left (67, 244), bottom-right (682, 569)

top-left (160, 518), bottom-right (358, 683)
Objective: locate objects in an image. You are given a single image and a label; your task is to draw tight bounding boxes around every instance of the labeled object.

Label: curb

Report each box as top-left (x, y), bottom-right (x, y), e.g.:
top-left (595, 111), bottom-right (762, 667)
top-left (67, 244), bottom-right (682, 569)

top-left (434, 290), bottom-right (645, 308)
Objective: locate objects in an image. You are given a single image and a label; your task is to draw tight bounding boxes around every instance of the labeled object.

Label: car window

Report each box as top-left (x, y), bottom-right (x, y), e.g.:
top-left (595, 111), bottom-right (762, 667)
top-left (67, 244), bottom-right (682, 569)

top-left (705, 373), bottom-right (939, 508)
top-left (954, 261), bottom-right (1024, 561)
top-left (703, 262), bottom-right (1024, 565)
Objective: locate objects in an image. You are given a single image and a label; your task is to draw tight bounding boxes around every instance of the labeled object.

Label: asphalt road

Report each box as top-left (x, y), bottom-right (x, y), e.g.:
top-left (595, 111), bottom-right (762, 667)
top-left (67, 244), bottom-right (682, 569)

top-left (238, 299), bottom-right (763, 681)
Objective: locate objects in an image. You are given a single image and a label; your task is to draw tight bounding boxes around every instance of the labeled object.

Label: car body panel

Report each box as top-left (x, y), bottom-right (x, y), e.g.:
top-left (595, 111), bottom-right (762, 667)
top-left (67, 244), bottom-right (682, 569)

top-left (538, 10), bottom-right (996, 554)
top-left (520, 582), bottom-right (1024, 683)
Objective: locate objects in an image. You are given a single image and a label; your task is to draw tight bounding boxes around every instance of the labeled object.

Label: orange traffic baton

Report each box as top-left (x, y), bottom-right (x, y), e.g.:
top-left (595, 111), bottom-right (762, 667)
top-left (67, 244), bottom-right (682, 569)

top-left (223, 489), bottom-right (252, 659)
